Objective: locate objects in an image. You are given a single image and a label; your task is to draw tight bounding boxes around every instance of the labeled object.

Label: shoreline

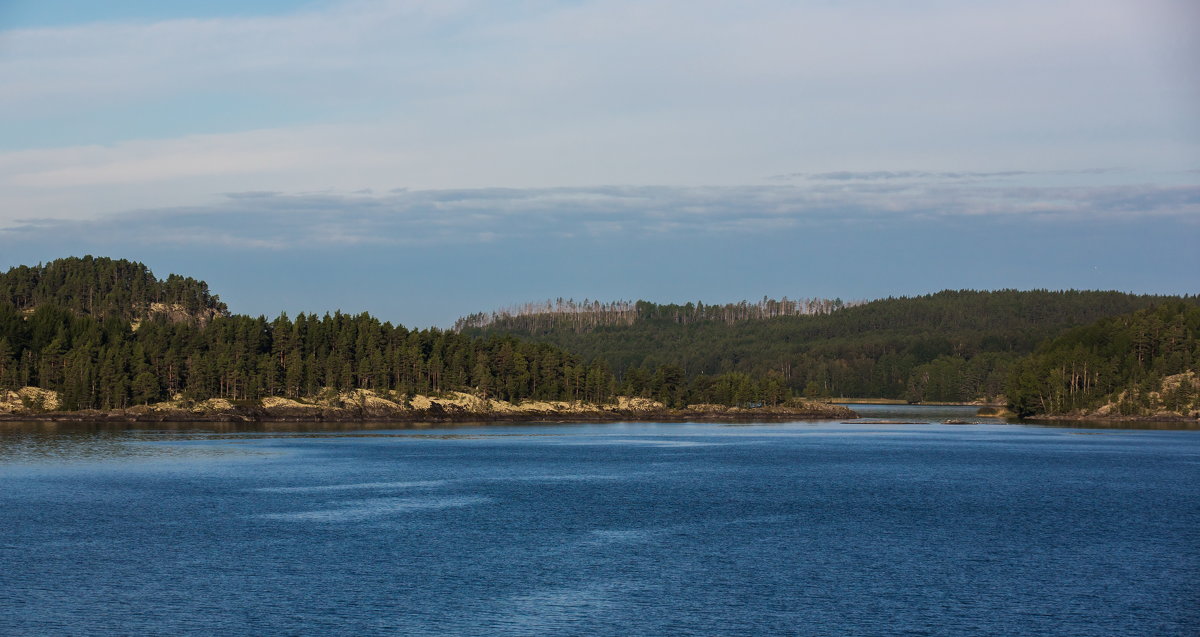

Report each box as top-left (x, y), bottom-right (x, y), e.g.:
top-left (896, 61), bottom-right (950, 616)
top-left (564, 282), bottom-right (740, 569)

top-left (830, 398), bottom-right (1006, 407)
top-left (1022, 413), bottom-right (1200, 425)
top-left (0, 400), bottom-right (859, 425)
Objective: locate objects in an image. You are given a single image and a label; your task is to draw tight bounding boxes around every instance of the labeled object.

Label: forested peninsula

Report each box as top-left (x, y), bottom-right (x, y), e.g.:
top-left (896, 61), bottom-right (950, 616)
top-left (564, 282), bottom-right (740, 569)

top-left (459, 291), bottom-right (1199, 421)
top-left (0, 257), bottom-right (852, 422)
top-left (1, 257), bottom-right (1195, 423)
top-left (1006, 303), bottom-right (1200, 421)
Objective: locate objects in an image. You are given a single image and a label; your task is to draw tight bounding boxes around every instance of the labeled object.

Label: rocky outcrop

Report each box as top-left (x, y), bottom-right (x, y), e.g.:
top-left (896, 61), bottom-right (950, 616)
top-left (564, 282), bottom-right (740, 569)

top-left (0, 387), bottom-right (60, 413)
top-left (0, 388), bottom-right (857, 423)
top-left (1025, 372), bottom-right (1200, 423)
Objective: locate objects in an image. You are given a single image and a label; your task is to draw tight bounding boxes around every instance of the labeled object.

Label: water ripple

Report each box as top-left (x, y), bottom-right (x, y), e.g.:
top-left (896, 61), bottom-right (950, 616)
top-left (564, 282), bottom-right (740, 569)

top-left (255, 495), bottom-right (491, 522)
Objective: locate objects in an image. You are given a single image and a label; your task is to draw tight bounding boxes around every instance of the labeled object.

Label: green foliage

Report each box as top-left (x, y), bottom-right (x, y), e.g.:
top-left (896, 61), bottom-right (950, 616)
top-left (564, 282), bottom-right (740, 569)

top-left (462, 290), bottom-right (1197, 402)
top-left (132, 371), bottom-right (162, 405)
top-left (1005, 303), bottom-right (1200, 416)
top-left (0, 256), bottom-right (226, 322)
top-left (0, 257), bottom-right (801, 409)
top-left (7, 258), bottom-right (1194, 414)
top-left (0, 301), bottom-right (624, 408)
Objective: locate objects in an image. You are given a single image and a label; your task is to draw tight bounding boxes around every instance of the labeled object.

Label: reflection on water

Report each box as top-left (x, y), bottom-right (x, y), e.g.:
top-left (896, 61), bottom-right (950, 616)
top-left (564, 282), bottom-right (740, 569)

top-left (0, 418), bottom-right (513, 436)
top-left (2, 404), bottom-right (1196, 465)
top-left (0, 425), bottom-right (259, 464)
top-left (1018, 417), bottom-right (1200, 430)
top-left (0, 420), bottom-right (568, 464)
top-left (843, 403), bottom-right (988, 421)
top-left (848, 402), bottom-right (1200, 430)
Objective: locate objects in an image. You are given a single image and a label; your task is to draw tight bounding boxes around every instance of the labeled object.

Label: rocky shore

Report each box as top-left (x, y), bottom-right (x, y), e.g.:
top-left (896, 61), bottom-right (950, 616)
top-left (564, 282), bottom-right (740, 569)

top-left (1022, 412), bottom-right (1199, 425)
top-left (0, 388), bottom-right (857, 424)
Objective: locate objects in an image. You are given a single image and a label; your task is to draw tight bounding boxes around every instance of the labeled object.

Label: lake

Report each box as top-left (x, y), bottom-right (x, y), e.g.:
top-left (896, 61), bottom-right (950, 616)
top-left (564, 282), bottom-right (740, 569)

top-left (2, 405), bottom-right (1197, 635)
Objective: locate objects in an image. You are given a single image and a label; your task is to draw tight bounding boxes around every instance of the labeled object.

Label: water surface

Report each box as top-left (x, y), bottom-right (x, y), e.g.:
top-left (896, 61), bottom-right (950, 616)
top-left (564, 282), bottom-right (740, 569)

top-left (2, 406), bottom-right (1197, 635)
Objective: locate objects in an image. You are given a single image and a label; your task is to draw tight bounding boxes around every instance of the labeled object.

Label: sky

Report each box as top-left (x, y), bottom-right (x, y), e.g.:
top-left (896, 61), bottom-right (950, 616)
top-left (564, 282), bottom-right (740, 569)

top-left (1, 0), bottom-right (1197, 328)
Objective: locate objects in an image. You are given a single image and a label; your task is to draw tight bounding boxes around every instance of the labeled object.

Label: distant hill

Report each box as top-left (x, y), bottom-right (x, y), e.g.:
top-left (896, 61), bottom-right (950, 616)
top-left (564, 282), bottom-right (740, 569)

top-left (0, 256), bottom-right (227, 324)
top-left (454, 297), bottom-right (862, 332)
top-left (458, 290), bottom-right (1200, 402)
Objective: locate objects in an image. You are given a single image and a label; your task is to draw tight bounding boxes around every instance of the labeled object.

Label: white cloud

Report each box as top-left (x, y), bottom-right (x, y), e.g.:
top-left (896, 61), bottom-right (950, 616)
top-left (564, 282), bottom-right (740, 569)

top-left (4, 180), bottom-right (1196, 250)
top-left (0, 0), bottom-right (1197, 223)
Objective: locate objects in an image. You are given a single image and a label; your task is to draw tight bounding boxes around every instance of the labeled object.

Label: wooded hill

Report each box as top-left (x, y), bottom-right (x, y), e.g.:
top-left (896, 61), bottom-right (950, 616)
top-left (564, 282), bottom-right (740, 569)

top-left (0, 256), bottom-right (227, 323)
top-left (0, 258), bottom-right (804, 411)
top-left (454, 297), bottom-right (862, 332)
top-left (1006, 303), bottom-right (1200, 418)
top-left (458, 290), bottom-right (1200, 403)
top-left (4, 258), bottom-right (1195, 415)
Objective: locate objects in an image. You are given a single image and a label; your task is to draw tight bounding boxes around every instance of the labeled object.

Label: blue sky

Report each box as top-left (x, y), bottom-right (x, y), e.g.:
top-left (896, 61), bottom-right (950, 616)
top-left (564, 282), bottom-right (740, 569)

top-left (0, 1), bottom-right (318, 29)
top-left (1, 0), bottom-right (1197, 327)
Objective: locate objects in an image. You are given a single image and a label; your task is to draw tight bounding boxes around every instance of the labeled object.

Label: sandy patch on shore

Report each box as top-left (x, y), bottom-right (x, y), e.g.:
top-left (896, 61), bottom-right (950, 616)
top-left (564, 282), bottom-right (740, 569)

top-left (0, 387), bottom-right (60, 413)
top-left (194, 398), bottom-right (235, 412)
top-left (261, 396), bottom-right (316, 409)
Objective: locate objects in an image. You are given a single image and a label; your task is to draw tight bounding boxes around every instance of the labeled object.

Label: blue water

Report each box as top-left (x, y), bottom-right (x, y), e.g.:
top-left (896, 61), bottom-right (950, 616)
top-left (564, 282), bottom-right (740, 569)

top-left (2, 406), bottom-right (1198, 635)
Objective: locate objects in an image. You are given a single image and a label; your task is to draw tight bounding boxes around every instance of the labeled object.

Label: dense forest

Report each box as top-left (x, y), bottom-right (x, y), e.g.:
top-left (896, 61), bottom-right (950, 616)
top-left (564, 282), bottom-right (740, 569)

top-left (0, 256), bottom-right (227, 322)
top-left (1006, 303), bottom-right (1200, 417)
top-left (0, 258), bottom-right (799, 410)
top-left (3, 257), bottom-right (1196, 416)
top-left (459, 290), bottom-right (1200, 403)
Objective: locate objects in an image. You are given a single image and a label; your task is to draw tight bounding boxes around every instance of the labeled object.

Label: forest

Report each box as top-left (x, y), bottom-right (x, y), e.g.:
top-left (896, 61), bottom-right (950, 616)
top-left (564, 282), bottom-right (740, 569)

top-left (0, 258), bottom-right (795, 410)
top-left (2, 257), bottom-right (1196, 415)
top-left (0, 256), bottom-right (226, 321)
top-left (459, 290), bottom-right (1200, 403)
top-left (1005, 303), bottom-right (1200, 417)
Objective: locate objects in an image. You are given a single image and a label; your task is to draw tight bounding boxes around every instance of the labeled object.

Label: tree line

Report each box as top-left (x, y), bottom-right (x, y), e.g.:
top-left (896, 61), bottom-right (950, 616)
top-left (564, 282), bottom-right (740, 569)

top-left (0, 258), bottom-right (803, 410)
top-left (461, 290), bottom-right (1200, 403)
top-left (454, 296), bottom-right (860, 332)
top-left (8, 258), bottom-right (1193, 413)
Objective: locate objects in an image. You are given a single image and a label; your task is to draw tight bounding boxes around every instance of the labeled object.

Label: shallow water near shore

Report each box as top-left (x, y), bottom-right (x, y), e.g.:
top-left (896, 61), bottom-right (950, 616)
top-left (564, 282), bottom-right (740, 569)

top-left (2, 405), bottom-right (1198, 635)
